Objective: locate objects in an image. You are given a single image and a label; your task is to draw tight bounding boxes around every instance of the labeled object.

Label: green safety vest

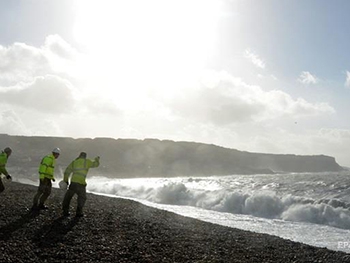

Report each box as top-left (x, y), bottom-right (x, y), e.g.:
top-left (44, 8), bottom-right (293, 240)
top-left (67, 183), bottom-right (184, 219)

top-left (39, 154), bottom-right (56, 180)
top-left (0, 152), bottom-right (9, 176)
top-left (64, 157), bottom-right (99, 185)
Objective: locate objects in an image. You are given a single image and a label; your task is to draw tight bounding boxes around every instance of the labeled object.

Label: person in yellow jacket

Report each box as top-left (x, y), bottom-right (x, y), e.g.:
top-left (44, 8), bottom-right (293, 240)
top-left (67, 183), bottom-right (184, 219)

top-left (0, 147), bottom-right (12, 193)
top-left (32, 148), bottom-right (61, 210)
top-left (62, 152), bottom-right (100, 217)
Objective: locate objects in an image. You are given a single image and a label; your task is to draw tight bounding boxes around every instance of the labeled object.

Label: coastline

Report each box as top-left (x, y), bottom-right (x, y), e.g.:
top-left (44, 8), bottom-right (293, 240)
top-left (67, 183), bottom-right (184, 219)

top-left (0, 182), bottom-right (349, 262)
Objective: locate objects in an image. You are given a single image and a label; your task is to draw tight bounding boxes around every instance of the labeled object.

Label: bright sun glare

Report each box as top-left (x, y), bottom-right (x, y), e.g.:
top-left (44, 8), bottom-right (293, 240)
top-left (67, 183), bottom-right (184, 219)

top-left (73, 0), bottom-right (221, 108)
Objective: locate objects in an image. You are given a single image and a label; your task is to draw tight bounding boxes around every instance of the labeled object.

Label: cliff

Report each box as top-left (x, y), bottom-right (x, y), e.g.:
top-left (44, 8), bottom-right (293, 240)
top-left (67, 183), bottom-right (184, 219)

top-left (0, 134), bottom-right (343, 178)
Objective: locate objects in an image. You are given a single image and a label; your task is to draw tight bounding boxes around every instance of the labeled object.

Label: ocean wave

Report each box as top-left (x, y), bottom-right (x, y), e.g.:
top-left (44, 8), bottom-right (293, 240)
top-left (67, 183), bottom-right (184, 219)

top-left (87, 177), bottom-right (350, 230)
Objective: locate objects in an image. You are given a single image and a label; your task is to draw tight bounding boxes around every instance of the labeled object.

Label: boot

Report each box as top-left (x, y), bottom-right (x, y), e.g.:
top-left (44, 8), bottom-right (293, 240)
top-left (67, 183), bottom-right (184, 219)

top-left (76, 207), bottom-right (84, 217)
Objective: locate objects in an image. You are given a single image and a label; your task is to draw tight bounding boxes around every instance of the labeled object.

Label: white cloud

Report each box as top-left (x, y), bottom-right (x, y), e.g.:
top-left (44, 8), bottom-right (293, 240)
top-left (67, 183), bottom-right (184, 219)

top-left (0, 108), bottom-right (67, 137)
top-left (345, 71), bottom-right (350, 87)
top-left (261, 91), bottom-right (335, 119)
top-left (0, 35), bottom-right (125, 138)
top-left (297, 71), bottom-right (319, 84)
top-left (0, 75), bottom-right (77, 114)
top-left (271, 74), bottom-right (278, 80)
top-left (0, 110), bottom-right (29, 135)
top-left (0, 35), bottom-right (81, 86)
top-left (80, 95), bottom-right (122, 116)
top-left (44, 34), bottom-right (77, 60)
top-left (0, 42), bottom-right (49, 85)
top-left (0, 35), bottom-right (344, 166)
top-left (0, 35), bottom-right (122, 115)
top-left (168, 71), bottom-right (334, 125)
top-left (244, 49), bottom-right (266, 69)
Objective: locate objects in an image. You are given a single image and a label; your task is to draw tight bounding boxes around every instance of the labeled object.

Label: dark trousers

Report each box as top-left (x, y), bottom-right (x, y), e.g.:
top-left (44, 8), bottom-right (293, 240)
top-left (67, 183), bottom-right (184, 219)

top-left (62, 182), bottom-right (87, 215)
top-left (33, 178), bottom-right (52, 206)
top-left (0, 178), bottom-right (4, 193)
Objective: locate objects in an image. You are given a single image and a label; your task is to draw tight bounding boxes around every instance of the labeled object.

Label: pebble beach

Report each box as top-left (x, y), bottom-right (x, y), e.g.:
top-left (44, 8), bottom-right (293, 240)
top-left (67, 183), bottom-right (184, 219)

top-left (0, 182), bottom-right (349, 263)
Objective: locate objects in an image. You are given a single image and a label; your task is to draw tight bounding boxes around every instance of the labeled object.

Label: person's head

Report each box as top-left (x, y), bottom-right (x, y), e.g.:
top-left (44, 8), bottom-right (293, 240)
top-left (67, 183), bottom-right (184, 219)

top-left (79, 152), bottom-right (87, 159)
top-left (3, 147), bottom-right (12, 157)
top-left (52, 147), bottom-right (61, 159)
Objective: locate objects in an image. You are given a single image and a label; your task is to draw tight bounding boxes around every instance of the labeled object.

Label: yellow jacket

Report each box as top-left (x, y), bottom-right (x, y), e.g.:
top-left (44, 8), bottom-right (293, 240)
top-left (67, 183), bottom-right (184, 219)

top-left (0, 152), bottom-right (9, 176)
top-left (39, 154), bottom-right (56, 180)
top-left (64, 157), bottom-right (99, 185)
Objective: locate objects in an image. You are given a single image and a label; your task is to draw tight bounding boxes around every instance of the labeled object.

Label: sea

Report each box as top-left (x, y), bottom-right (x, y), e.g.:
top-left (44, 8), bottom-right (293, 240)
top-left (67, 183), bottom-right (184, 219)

top-left (17, 170), bottom-right (350, 253)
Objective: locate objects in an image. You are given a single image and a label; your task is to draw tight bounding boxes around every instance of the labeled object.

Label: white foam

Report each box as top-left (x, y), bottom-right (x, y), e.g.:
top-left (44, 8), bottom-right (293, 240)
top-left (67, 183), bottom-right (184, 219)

top-left (85, 175), bottom-right (350, 230)
top-left (282, 203), bottom-right (350, 229)
top-left (15, 173), bottom-right (350, 253)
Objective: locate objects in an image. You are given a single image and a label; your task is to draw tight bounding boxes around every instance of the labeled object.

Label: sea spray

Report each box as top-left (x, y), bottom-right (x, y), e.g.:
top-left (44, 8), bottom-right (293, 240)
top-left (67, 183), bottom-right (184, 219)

top-left (16, 171), bottom-right (350, 252)
top-left (86, 171), bottom-right (350, 230)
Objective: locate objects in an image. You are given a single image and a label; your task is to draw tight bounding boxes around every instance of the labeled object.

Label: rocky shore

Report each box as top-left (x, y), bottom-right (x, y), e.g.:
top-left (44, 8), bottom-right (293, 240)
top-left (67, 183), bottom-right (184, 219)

top-left (0, 182), bottom-right (349, 263)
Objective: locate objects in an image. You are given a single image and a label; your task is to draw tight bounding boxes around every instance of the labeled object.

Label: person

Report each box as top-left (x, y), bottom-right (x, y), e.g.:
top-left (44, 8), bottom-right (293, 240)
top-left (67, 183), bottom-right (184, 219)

top-left (0, 147), bottom-right (12, 193)
top-left (32, 147), bottom-right (61, 210)
top-left (62, 152), bottom-right (100, 217)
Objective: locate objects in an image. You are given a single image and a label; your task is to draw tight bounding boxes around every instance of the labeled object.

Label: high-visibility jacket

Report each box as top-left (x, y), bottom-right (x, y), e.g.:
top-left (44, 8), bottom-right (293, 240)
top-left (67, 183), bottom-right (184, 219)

top-left (64, 157), bottom-right (99, 186)
top-left (0, 152), bottom-right (9, 176)
top-left (39, 154), bottom-right (56, 180)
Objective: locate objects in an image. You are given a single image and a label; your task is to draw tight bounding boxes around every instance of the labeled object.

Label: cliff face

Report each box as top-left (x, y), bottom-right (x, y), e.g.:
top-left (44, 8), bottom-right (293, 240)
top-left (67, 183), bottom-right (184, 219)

top-left (0, 134), bottom-right (343, 178)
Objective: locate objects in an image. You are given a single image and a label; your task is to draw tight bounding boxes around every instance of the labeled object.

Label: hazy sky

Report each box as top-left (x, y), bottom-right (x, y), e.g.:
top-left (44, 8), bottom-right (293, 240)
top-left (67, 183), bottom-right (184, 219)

top-left (1, 0), bottom-right (350, 166)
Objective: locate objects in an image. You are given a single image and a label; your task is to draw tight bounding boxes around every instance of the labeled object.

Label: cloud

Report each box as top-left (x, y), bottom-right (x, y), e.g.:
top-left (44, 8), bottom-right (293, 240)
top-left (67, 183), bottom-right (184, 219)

top-left (0, 35), bottom-right (122, 116)
top-left (0, 35), bottom-right (342, 166)
top-left (261, 90), bottom-right (335, 119)
top-left (44, 34), bottom-right (77, 60)
top-left (244, 49), bottom-right (266, 69)
top-left (297, 71), bottom-right (319, 84)
top-left (0, 75), bottom-right (76, 114)
top-left (0, 42), bottom-right (49, 85)
top-left (0, 110), bottom-right (28, 135)
top-left (80, 95), bottom-right (122, 116)
top-left (345, 71), bottom-right (350, 87)
top-left (0, 108), bottom-right (67, 137)
top-left (168, 71), bottom-right (334, 125)
top-left (0, 35), bottom-right (79, 86)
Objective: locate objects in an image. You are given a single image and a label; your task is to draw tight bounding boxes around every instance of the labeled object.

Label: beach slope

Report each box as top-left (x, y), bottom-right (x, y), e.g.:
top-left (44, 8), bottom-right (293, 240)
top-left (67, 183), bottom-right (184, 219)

top-left (0, 182), bottom-right (349, 262)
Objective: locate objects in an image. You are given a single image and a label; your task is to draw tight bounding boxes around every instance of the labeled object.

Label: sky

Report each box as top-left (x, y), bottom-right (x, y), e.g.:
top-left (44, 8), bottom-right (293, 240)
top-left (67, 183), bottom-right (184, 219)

top-left (1, 0), bottom-right (350, 167)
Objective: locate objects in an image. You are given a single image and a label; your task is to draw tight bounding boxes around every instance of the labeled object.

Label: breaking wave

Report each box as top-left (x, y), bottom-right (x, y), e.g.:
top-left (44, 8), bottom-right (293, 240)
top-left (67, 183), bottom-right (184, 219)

top-left (87, 175), bottom-right (350, 230)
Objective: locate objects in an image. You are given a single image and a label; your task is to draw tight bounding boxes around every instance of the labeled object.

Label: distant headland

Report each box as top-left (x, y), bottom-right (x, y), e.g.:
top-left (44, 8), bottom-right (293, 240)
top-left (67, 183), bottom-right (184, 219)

top-left (0, 134), bottom-right (344, 178)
